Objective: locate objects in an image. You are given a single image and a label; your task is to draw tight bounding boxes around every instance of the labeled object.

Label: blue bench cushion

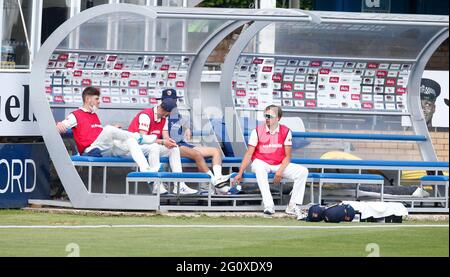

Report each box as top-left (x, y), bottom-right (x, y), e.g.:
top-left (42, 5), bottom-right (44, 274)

top-left (71, 155), bottom-right (449, 169)
top-left (241, 173), bottom-right (319, 179)
top-left (420, 176), bottom-right (449, 182)
top-left (315, 173), bottom-right (384, 180)
top-left (291, 159), bottom-right (449, 168)
top-left (72, 155), bottom-right (197, 164)
top-left (240, 172), bottom-right (381, 180)
top-left (127, 172), bottom-right (211, 179)
top-left (72, 156), bottom-right (135, 163)
top-left (221, 158), bottom-right (448, 168)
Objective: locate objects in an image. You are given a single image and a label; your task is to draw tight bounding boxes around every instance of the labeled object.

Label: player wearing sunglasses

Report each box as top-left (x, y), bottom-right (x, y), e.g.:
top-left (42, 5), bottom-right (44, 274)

top-left (233, 105), bottom-right (309, 219)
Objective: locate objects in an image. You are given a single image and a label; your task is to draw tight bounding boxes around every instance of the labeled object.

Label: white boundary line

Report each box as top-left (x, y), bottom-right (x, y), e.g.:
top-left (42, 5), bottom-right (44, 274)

top-left (0, 224), bottom-right (448, 230)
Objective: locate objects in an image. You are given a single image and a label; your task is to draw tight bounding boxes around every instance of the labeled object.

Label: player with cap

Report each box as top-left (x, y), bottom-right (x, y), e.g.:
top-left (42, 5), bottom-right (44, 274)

top-left (56, 87), bottom-right (157, 172)
top-left (420, 78), bottom-right (441, 127)
top-left (233, 105), bottom-right (309, 219)
top-left (128, 94), bottom-right (197, 195)
top-left (161, 89), bottom-right (233, 194)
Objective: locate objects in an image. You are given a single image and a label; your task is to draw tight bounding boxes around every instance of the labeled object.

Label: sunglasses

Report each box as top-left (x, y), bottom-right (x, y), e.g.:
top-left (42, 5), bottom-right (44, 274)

top-left (264, 113), bottom-right (277, 119)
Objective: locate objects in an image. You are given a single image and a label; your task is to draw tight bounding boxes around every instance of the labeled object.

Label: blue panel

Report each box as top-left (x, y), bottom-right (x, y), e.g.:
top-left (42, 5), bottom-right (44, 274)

top-left (315, 0), bottom-right (448, 14)
top-left (420, 175), bottom-right (449, 182)
top-left (291, 158), bottom-right (449, 168)
top-left (128, 172), bottom-right (211, 179)
top-left (415, 0), bottom-right (449, 15)
top-left (242, 172), bottom-right (319, 179)
top-left (315, 173), bottom-right (384, 180)
top-left (71, 156), bottom-right (197, 164)
top-left (242, 131), bottom-right (426, 141)
top-left (314, 0), bottom-right (360, 12)
top-left (0, 144), bottom-right (50, 208)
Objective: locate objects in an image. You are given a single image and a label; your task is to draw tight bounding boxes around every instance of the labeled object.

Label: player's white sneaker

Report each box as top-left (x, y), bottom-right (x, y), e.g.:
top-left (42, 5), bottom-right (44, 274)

top-left (199, 183), bottom-right (215, 196)
top-left (297, 210), bottom-right (308, 221)
top-left (215, 185), bottom-right (229, 195)
top-left (173, 183), bottom-right (198, 195)
top-left (285, 202), bottom-right (298, 216)
top-left (263, 207), bottom-right (275, 215)
top-left (285, 203), bottom-right (307, 220)
top-left (214, 174), bottom-right (233, 188)
top-left (152, 182), bottom-right (168, 195)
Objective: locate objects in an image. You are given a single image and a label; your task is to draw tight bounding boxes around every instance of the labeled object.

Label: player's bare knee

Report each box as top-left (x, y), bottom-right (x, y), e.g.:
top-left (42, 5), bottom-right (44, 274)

top-left (193, 151), bottom-right (203, 161)
top-left (212, 148), bottom-right (221, 160)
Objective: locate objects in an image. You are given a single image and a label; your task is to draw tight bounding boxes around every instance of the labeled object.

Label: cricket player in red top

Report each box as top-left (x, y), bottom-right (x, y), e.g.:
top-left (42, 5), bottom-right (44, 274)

top-left (233, 105), bottom-right (309, 218)
top-left (56, 87), bottom-right (156, 172)
top-left (128, 97), bottom-right (198, 195)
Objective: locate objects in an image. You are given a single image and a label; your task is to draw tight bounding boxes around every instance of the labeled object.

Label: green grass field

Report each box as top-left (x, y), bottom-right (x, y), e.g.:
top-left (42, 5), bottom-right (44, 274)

top-left (0, 210), bottom-right (448, 257)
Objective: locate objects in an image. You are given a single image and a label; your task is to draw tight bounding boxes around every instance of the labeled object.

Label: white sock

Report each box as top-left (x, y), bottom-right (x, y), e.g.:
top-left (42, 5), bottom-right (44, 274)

top-left (207, 170), bottom-right (215, 179)
top-left (213, 165), bottom-right (222, 178)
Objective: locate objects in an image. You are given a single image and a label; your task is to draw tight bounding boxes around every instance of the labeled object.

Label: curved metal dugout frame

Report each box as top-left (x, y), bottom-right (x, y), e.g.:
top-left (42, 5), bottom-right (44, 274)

top-left (31, 4), bottom-right (161, 210)
top-left (188, 20), bottom-right (250, 151)
top-left (409, 28), bottom-right (449, 161)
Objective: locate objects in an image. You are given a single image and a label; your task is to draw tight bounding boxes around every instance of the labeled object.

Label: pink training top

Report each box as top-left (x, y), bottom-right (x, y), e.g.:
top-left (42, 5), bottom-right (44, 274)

top-left (251, 124), bottom-right (290, 165)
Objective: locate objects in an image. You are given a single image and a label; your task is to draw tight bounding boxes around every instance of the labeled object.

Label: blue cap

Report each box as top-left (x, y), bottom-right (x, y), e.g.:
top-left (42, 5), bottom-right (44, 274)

top-left (158, 89), bottom-right (183, 100)
top-left (160, 98), bottom-right (177, 113)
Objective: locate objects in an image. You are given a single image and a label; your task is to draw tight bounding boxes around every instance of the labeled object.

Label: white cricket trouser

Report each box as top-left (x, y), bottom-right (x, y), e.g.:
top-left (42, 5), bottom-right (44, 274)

top-left (142, 143), bottom-right (183, 174)
top-left (251, 158), bottom-right (309, 210)
top-left (87, 125), bottom-right (150, 172)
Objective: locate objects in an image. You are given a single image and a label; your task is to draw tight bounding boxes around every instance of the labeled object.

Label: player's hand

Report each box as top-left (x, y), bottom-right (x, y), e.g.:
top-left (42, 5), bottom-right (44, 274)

top-left (56, 122), bottom-right (67, 134)
top-left (233, 173), bottom-right (242, 186)
top-left (164, 138), bottom-right (178, 149)
top-left (273, 171), bottom-right (283, 185)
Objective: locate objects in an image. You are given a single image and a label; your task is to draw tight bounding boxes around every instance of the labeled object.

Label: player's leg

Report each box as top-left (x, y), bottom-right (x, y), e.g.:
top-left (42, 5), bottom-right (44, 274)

top-left (194, 146), bottom-right (232, 187)
top-left (179, 146), bottom-right (210, 173)
top-left (163, 146), bottom-right (197, 194)
top-left (251, 159), bottom-right (274, 214)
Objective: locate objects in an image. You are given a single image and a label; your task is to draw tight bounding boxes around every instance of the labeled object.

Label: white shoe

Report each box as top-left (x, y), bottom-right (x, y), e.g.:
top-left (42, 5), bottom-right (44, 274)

top-left (285, 203), bottom-right (307, 220)
top-left (285, 202), bottom-right (299, 216)
top-left (263, 207), bottom-right (275, 215)
top-left (214, 174), bottom-right (233, 188)
top-left (173, 183), bottom-right (198, 195)
top-left (152, 182), bottom-right (168, 195)
top-left (215, 185), bottom-right (230, 195)
top-left (297, 210), bottom-right (308, 221)
top-left (412, 187), bottom-right (430, 198)
top-left (200, 183), bottom-right (215, 196)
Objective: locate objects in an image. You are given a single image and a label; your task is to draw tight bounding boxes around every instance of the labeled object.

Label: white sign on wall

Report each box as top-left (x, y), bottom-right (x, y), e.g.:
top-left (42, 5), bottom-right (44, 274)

top-left (0, 73), bottom-right (41, 136)
top-left (422, 70), bottom-right (449, 128)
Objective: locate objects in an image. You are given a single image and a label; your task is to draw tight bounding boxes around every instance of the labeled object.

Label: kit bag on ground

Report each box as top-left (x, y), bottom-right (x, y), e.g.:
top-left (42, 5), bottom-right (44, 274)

top-left (323, 204), bottom-right (355, 223)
